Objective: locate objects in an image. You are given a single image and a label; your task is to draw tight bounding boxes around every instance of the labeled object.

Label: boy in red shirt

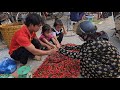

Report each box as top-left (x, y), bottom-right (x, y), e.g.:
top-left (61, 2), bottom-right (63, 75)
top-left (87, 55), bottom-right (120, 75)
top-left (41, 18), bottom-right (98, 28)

top-left (9, 13), bottom-right (57, 65)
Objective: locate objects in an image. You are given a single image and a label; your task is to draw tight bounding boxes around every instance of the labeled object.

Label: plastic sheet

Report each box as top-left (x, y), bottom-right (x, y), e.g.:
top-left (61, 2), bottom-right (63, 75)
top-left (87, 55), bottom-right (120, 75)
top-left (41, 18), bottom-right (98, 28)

top-left (0, 57), bottom-right (17, 74)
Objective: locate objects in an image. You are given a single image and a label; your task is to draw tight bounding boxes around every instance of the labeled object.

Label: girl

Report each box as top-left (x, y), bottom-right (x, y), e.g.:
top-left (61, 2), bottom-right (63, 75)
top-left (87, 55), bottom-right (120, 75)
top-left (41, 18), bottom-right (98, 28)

top-left (39, 24), bottom-right (60, 50)
top-left (52, 18), bottom-right (67, 44)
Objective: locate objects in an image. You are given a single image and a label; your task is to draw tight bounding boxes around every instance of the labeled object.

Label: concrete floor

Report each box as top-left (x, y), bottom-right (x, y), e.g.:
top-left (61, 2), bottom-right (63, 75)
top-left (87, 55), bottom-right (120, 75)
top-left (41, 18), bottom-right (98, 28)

top-left (0, 13), bottom-right (118, 78)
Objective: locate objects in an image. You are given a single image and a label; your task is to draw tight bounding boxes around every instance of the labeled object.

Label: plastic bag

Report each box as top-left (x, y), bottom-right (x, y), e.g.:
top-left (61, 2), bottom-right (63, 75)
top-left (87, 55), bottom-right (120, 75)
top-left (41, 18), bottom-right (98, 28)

top-left (0, 57), bottom-right (17, 74)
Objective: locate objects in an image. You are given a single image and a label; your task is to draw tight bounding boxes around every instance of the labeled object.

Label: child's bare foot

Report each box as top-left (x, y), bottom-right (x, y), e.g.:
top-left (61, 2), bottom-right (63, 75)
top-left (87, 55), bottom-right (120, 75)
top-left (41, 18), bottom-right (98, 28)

top-left (33, 56), bottom-right (42, 61)
top-left (11, 71), bottom-right (18, 78)
top-left (19, 63), bottom-right (25, 67)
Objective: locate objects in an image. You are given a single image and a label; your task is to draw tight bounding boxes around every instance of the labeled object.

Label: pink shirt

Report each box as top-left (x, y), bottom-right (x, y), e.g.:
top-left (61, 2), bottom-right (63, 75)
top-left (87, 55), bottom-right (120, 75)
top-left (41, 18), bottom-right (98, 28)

top-left (39, 34), bottom-right (54, 41)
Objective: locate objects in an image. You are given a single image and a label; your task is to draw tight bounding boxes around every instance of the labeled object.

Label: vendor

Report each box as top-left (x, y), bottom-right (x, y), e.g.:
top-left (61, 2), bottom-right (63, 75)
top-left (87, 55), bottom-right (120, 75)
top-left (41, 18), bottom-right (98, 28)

top-left (59, 20), bottom-right (120, 78)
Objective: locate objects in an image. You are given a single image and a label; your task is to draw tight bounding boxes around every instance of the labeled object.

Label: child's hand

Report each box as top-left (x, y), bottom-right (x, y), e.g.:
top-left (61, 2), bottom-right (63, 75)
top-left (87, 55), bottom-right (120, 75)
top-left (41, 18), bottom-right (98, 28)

top-left (56, 44), bottom-right (61, 49)
top-left (62, 25), bottom-right (65, 29)
top-left (52, 45), bottom-right (57, 49)
top-left (47, 46), bottom-right (52, 50)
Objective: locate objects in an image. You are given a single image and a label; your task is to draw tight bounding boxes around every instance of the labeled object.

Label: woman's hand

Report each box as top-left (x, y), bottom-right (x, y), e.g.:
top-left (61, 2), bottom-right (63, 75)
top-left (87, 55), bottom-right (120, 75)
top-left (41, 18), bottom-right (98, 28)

top-left (61, 45), bottom-right (66, 49)
top-left (49, 48), bottom-right (58, 55)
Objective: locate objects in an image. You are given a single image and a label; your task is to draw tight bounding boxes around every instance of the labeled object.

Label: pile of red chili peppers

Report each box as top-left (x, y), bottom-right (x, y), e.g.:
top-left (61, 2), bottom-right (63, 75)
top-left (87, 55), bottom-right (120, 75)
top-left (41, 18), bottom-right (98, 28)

top-left (33, 43), bottom-right (80, 78)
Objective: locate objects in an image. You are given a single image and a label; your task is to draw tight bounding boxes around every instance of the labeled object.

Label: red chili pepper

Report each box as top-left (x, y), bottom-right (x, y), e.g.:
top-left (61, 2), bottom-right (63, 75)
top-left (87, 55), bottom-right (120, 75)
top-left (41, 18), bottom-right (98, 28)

top-left (33, 44), bottom-right (80, 78)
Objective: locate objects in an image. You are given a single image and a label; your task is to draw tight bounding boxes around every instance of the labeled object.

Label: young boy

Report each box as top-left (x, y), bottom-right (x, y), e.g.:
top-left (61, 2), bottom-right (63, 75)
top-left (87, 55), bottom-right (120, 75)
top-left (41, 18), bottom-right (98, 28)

top-left (9, 13), bottom-right (57, 65)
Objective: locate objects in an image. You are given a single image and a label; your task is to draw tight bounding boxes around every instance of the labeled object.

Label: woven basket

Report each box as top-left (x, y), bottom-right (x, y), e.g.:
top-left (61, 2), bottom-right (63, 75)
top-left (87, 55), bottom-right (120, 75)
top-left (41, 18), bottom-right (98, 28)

top-left (0, 23), bottom-right (23, 48)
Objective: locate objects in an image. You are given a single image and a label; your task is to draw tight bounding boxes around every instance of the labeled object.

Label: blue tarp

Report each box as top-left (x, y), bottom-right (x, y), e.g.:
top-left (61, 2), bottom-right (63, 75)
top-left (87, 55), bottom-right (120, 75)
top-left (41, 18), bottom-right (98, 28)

top-left (0, 57), bottom-right (17, 74)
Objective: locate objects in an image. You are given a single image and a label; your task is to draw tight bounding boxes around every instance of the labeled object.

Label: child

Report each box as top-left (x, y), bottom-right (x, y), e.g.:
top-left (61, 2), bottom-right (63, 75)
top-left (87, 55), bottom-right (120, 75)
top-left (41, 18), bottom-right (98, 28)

top-left (52, 18), bottom-right (67, 44)
top-left (70, 12), bottom-right (85, 32)
top-left (39, 24), bottom-right (60, 50)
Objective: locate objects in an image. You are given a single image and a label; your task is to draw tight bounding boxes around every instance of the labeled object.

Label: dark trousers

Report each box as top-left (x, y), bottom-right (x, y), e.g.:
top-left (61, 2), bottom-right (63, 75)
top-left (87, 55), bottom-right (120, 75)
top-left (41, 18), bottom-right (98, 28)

top-left (50, 33), bottom-right (63, 44)
top-left (10, 38), bottom-right (41, 65)
top-left (57, 33), bottom-right (63, 43)
top-left (0, 21), bottom-right (1, 25)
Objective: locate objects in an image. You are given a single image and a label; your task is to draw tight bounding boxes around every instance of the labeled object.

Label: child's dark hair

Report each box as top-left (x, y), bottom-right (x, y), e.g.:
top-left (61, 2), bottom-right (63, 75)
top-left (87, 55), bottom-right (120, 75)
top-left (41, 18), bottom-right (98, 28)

top-left (24, 13), bottom-right (45, 27)
top-left (42, 24), bottom-right (51, 34)
top-left (53, 18), bottom-right (63, 27)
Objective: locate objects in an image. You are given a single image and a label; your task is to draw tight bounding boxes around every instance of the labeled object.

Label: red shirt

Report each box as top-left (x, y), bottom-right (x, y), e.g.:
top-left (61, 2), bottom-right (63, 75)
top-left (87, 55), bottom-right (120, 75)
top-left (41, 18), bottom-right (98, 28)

top-left (9, 25), bottom-right (36, 55)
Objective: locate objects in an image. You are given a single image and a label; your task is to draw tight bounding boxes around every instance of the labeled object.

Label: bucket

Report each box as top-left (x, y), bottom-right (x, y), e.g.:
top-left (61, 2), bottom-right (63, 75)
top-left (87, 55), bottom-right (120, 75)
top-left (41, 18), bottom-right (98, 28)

top-left (86, 15), bottom-right (94, 22)
top-left (0, 74), bottom-right (15, 78)
top-left (17, 66), bottom-right (32, 78)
